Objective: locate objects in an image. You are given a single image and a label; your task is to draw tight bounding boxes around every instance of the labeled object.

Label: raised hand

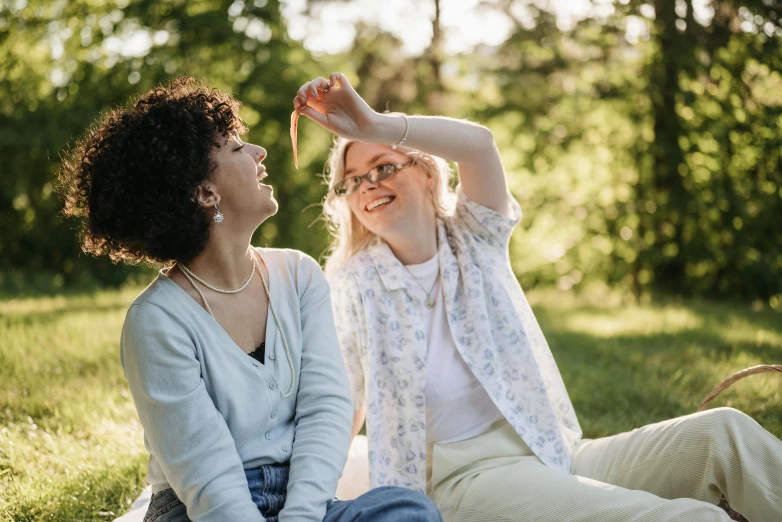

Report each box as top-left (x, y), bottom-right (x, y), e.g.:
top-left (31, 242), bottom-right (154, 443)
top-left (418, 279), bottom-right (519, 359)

top-left (292, 73), bottom-right (376, 142)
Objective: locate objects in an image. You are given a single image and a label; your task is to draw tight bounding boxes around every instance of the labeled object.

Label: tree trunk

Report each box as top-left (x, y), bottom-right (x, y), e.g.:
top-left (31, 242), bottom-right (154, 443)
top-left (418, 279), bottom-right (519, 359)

top-left (648, 0), bottom-right (690, 291)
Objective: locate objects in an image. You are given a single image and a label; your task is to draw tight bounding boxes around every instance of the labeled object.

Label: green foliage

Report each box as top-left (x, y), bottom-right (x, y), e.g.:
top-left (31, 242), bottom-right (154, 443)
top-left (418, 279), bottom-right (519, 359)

top-left (638, 0), bottom-right (782, 300)
top-left (472, 8), bottom-right (651, 295)
top-left (463, 0), bottom-right (782, 304)
top-left (0, 0), bottom-right (326, 292)
top-left (1, 0), bottom-right (780, 305)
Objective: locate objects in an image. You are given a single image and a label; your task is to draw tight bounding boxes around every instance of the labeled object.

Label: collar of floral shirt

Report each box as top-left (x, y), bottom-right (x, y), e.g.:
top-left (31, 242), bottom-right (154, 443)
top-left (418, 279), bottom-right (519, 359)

top-left (366, 219), bottom-right (457, 295)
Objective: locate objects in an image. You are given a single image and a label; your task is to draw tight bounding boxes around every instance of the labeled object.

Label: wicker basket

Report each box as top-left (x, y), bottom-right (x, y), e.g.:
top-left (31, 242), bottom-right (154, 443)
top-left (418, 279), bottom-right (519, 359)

top-left (698, 364), bottom-right (782, 522)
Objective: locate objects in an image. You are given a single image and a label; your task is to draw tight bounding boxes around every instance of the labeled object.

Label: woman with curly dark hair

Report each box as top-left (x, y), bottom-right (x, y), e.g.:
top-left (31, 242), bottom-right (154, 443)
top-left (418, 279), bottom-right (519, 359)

top-left (57, 76), bottom-right (442, 522)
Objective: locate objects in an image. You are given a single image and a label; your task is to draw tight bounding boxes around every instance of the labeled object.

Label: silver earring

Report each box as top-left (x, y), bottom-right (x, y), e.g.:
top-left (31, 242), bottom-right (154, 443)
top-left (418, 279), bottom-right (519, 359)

top-left (213, 202), bottom-right (224, 224)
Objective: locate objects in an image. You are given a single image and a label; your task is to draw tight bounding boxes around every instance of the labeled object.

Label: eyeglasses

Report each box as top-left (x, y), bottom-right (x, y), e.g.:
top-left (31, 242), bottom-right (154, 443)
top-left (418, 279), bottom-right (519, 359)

top-left (333, 161), bottom-right (414, 196)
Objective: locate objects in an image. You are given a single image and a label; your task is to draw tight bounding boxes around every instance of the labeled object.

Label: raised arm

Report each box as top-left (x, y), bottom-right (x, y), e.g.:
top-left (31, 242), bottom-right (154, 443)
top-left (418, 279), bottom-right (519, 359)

top-left (372, 113), bottom-right (512, 217)
top-left (294, 73), bottom-right (513, 217)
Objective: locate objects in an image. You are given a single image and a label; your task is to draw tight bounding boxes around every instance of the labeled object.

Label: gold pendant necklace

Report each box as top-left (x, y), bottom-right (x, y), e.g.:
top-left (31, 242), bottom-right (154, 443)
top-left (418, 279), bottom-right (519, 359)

top-left (403, 263), bottom-right (439, 309)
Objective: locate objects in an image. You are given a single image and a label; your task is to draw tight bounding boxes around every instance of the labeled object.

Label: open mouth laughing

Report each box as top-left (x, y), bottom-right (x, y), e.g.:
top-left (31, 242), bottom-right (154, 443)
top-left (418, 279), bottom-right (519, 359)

top-left (257, 169), bottom-right (270, 187)
top-left (365, 196), bottom-right (395, 212)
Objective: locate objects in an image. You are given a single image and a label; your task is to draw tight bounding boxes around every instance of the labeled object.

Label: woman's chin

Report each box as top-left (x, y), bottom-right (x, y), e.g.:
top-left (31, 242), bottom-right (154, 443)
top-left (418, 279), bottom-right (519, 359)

top-left (362, 204), bottom-right (405, 235)
top-left (360, 217), bottom-right (396, 239)
top-left (262, 200), bottom-right (279, 218)
top-left (249, 197), bottom-right (278, 225)
top-left (258, 185), bottom-right (278, 208)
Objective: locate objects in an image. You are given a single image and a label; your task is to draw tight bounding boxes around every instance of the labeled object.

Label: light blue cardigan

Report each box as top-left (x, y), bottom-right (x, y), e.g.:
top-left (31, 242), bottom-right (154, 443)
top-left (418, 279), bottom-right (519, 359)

top-left (120, 248), bottom-right (353, 522)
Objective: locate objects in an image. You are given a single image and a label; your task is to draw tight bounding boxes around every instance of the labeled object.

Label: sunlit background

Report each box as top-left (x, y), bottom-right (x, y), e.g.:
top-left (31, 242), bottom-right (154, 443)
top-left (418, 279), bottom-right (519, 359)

top-left (1, 1), bottom-right (781, 520)
top-left (2, 0), bottom-right (781, 305)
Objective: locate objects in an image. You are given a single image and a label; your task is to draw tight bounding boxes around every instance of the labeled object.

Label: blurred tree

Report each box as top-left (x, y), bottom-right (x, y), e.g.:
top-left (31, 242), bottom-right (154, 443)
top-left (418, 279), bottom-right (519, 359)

top-left (1, 0), bottom-right (780, 305)
top-left (638, 0), bottom-right (782, 300)
top-left (469, 0), bottom-right (781, 304)
top-left (645, 0), bottom-right (692, 292)
top-left (0, 0), bottom-right (319, 293)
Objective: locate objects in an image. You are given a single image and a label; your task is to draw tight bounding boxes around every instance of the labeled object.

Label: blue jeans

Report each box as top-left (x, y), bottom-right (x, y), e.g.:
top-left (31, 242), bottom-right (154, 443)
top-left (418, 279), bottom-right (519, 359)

top-left (144, 462), bottom-right (441, 522)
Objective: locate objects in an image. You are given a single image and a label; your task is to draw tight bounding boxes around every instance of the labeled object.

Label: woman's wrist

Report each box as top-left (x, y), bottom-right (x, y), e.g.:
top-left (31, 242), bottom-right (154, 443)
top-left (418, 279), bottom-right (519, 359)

top-left (366, 112), bottom-right (408, 145)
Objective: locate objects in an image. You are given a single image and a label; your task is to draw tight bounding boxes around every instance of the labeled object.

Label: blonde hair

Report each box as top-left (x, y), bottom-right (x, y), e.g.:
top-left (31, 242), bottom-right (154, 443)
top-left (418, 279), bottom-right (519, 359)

top-left (322, 137), bottom-right (456, 277)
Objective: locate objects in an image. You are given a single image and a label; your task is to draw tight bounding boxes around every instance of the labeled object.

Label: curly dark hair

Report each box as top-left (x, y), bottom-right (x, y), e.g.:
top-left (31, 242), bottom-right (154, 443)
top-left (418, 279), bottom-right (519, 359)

top-left (57, 76), bottom-right (248, 266)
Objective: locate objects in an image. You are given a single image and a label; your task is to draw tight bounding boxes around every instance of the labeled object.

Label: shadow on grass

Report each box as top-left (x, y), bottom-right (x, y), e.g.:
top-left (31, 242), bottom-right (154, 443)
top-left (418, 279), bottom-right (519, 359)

top-left (532, 301), bottom-right (782, 440)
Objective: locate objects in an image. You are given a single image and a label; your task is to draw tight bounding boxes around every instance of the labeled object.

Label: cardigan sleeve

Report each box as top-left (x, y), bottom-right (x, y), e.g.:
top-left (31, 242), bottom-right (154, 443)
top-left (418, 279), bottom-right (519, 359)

top-left (278, 255), bottom-right (353, 522)
top-left (120, 302), bottom-right (263, 522)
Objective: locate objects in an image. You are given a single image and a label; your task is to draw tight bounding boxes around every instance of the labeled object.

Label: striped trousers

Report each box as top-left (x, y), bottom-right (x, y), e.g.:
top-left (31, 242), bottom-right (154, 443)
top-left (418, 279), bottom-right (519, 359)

top-left (426, 408), bottom-right (782, 521)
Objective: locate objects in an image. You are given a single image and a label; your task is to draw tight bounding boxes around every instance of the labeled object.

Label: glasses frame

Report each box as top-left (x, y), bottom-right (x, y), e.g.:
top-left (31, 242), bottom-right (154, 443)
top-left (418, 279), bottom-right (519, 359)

top-left (333, 161), bottom-right (415, 196)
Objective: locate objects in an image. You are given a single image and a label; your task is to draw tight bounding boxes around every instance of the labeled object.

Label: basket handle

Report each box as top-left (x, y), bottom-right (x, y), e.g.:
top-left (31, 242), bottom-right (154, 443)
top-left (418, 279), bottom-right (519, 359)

top-left (698, 364), bottom-right (782, 412)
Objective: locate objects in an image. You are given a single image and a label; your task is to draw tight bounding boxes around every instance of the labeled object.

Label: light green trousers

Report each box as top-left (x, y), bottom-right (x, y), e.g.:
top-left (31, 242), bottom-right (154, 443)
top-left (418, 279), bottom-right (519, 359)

top-left (427, 408), bottom-right (782, 522)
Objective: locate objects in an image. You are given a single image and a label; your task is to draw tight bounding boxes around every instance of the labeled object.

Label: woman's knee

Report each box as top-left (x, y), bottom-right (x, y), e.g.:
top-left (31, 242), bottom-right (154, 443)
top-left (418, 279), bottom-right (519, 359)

top-left (144, 488), bottom-right (189, 522)
top-left (688, 407), bottom-right (755, 437)
top-left (357, 486), bottom-right (442, 521)
top-left (381, 486), bottom-right (442, 520)
top-left (712, 407), bottom-right (756, 430)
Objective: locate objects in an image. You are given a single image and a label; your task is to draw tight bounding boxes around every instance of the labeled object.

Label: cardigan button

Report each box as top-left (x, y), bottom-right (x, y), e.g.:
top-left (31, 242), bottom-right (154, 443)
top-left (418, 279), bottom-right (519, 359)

top-left (269, 382), bottom-right (276, 390)
top-left (281, 444), bottom-right (288, 452)
top-left (270, 410), bottom-right (277, 418)
top-left (265, 432), bottom-right (272, 440)
top-left (269, 352), bottom-right (276, 360)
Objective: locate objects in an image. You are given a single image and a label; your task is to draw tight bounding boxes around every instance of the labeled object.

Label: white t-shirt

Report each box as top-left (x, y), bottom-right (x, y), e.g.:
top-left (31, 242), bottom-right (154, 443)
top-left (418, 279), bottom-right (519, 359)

top-left (405, 254), bottom-right (504, 445)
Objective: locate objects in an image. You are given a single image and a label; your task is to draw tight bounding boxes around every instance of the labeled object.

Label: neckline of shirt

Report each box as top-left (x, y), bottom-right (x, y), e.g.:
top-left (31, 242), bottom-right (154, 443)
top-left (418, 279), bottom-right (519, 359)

top-left (403, 252), bottom-right (439, 276)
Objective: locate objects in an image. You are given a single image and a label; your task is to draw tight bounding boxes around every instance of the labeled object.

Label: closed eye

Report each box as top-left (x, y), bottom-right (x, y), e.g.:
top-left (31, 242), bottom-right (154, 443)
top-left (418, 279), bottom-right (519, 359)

top-left (233, 143), bottom-right (245, 152)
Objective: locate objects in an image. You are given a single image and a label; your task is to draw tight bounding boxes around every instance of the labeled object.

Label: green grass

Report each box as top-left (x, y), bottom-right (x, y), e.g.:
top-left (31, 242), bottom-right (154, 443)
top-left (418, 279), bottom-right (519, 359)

top-left (1, 287), bottom-right (780, 521)
top-left (0, 288), bottom-right (148, 522)
top-left (530, 290), bottom-right (782, 438)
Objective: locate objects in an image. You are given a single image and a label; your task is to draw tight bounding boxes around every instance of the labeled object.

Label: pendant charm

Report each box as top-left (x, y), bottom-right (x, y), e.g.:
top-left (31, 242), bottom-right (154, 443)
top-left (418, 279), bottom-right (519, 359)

top-left (425, 297), bottom-right (435, 309)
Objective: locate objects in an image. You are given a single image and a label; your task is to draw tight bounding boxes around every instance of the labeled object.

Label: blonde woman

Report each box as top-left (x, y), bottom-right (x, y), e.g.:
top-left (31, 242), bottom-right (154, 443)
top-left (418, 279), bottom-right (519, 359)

top-left (293, 72), bottom-right (782, 522)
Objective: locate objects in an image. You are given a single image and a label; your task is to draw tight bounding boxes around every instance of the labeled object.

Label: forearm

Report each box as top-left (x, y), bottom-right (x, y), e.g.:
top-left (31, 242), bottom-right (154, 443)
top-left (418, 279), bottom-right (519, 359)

top-left (367, 111), bottom-right (512, 215)
top-left (298, 73), bottom-right (511, 213)
top-left (366, 112), bottom-right (495, 166)
top-left (283, 386), bottom-right (352, 522)
top-left (280, 260), bottom-right (353, 521)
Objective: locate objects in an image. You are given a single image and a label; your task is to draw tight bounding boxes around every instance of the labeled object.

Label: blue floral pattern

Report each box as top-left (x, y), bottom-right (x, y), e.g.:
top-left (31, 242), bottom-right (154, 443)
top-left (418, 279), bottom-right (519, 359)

top-left (329, 187), bottom-right (582, 492)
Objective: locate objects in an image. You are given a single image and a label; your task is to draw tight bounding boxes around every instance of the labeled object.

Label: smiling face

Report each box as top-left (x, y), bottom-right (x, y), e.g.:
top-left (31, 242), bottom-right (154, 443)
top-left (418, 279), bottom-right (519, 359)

top-left (343, 142), bottom-right (435, 241)
top-left (204, 133), bottom-right (278, 227)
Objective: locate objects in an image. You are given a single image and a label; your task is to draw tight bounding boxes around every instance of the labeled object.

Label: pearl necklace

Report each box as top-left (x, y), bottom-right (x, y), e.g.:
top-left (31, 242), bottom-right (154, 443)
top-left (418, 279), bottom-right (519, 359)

top-left (178, 257), bottom-right (255, 294)
top-left (177, 250), bottom-right (296, 398)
